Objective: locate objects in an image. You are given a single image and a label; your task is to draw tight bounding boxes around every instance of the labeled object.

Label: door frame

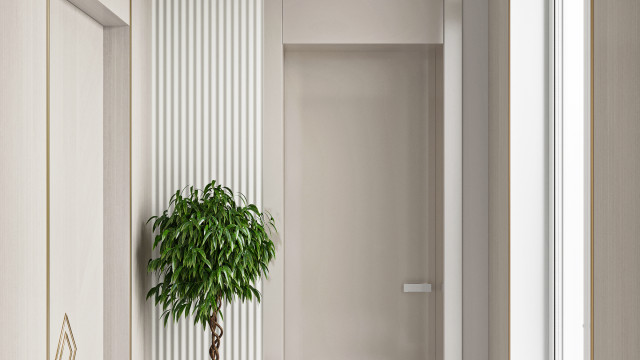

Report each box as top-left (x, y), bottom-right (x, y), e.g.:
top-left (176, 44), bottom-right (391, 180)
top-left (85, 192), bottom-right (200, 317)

top-left (261, 1), bottom-right (462, 359)
top-left (550, 0), bottom-right (593, 358)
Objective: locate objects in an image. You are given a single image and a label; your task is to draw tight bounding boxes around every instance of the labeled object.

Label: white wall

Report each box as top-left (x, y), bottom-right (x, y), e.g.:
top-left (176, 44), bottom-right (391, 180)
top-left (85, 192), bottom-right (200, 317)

top-left (151, 0), bottom-right (263, 359)
top-left (510, 0), bottom-right (550, 358)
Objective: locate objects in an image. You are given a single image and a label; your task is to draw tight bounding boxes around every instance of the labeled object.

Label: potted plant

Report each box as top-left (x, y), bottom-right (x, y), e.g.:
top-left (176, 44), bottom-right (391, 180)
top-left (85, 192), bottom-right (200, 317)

top-left (146, 180), bottom-right (276, 360)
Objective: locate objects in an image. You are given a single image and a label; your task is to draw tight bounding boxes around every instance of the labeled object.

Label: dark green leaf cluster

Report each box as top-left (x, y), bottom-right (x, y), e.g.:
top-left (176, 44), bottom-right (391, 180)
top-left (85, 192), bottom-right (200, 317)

top-left (146, 180), bottom-right (276, 329)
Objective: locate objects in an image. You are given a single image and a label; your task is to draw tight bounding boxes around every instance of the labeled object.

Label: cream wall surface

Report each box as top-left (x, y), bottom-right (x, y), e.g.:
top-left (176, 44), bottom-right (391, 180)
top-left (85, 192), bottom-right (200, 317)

top-left (152, 0), bottom-right (263, 359)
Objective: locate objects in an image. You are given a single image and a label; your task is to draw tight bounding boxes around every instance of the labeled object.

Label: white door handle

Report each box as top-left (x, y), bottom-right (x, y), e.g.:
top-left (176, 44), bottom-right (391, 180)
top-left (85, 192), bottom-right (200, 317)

top-left (403, 283), bottom-right (432, 293)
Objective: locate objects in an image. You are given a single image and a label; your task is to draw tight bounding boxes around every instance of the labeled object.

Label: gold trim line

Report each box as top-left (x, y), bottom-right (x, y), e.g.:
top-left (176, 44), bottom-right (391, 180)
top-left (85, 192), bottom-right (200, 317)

top-left (46, 0), bottom-right (51, 358)
top-left (590, 0), bottom-right (594, 358)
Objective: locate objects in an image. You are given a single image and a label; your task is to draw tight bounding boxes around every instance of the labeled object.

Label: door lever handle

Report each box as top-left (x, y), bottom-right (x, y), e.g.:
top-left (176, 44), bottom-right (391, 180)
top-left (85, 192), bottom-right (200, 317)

top-left (403, 283), bottom-right (432, 293)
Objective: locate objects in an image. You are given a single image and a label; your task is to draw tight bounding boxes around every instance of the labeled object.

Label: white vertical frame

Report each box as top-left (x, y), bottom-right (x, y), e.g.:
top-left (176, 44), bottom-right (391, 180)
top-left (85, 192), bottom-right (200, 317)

top-left (443, 0), bottom-right (463, 359)
top-left (262, 0), bottom-right (284, 359)
top-left (510, 0), bottom-right (550, 359)
top-left (553, 0), bottom-right (591, 359)
top-left (552, 1), bottom-right (562, 360)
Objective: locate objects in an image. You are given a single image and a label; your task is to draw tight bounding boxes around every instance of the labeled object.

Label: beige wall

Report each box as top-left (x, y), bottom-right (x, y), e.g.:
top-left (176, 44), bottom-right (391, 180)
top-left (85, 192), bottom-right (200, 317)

top-left (0, 0), bottom-right (47, 358)
top-left (262, 1), bottom-right (285, 359)
top-left (593, 0), bottom-right (640, 358)
top-left (488, 0), bottom-right (509, 359)
top-left (283, 0), bottom-right (443, 44)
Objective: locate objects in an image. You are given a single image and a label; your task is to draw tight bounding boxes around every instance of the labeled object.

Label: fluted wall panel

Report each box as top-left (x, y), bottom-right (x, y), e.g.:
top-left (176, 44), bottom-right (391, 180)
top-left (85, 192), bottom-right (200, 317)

top-left (152, 1), bottom-right (263, 359)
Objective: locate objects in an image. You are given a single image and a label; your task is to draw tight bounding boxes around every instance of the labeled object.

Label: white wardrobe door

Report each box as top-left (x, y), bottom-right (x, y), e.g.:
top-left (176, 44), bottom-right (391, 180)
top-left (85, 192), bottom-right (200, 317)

top-left (0, 0), bottom-right (47, 358)
top-left (50, 0), bottom-right (104, 357)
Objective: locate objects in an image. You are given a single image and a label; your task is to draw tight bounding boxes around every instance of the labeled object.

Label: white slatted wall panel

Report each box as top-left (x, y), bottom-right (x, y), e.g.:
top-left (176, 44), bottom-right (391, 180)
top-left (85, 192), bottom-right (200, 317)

top-left (151, 0), bottom-right (263, 359)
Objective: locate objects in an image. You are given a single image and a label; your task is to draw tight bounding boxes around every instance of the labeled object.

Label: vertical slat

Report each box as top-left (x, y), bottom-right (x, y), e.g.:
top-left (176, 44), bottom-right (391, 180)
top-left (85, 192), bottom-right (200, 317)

top-left (255, 1), bottom-right (263, 358)
top-left (151, 1), bottom-right (159, 360)
top-left (151, 0), bottom-right (264, 359)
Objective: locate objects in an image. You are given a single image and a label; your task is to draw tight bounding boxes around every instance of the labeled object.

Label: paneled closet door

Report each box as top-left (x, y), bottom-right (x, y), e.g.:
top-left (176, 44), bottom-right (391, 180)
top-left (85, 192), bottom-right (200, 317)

top-left (49, 0), bottom-right (130, 358)
top-left (49, 0), bottom-right (105, 357)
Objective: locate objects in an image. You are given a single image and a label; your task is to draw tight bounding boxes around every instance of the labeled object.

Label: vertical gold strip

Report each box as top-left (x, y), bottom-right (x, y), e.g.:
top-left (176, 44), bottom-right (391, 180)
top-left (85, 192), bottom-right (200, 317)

top-left (508, 0), bottom-right (511, 358)
top-left (590, 0), bottom-right (594, 358)
top-left (129, 0), bottom-right (133, 359)
top-left (46, 0), bottom-right (51, 358)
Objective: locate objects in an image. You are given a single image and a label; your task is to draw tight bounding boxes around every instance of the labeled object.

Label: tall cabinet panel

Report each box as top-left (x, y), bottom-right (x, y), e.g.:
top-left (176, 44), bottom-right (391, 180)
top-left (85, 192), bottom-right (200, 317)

top-left (49, 0), bottom-right (105, 357)
top-left (0, 0), bottom-right (144, 358)
top-left (0, 1), bottom-right (47, 359)
top-left (593, 0), bottom-right (640, 358)
top-left (487, 0), bottom-right (509, 358)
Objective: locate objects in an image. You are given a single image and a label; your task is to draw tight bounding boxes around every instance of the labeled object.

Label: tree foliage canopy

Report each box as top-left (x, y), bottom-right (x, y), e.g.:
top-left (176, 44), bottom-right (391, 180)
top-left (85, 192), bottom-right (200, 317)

top-left (147, 181), bottom-right (276, 328)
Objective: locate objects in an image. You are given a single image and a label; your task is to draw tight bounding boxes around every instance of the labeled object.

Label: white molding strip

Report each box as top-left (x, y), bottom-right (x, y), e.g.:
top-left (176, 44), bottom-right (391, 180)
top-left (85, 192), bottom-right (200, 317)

top-left (510, 0), bottom-right (550, 358)
top-left (443, 0), bottom-right (463, 359)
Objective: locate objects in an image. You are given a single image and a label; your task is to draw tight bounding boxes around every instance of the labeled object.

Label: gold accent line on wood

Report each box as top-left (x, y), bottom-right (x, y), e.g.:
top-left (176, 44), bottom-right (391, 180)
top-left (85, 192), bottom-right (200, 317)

top-left (508, 0), bottom-right (511, 358)
top-left (46, 0), bottom-right (51, 358)
top-left (47, 2), bottom-right (135, 359)
top-left (590, 0), bottom-right (594, 358)
top-left (54, 314), bottom-right (77, 360)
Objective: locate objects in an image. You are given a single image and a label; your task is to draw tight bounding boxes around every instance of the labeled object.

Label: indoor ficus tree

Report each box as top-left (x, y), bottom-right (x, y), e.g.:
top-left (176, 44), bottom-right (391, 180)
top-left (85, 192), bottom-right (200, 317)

top-left (146, 180), bottom-right (276, 360)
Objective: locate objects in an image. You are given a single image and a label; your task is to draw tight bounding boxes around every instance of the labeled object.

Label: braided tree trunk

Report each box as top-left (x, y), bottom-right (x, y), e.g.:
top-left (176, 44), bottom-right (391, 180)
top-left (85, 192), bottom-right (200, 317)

top-left (209, 297), bottom-right (224, 360)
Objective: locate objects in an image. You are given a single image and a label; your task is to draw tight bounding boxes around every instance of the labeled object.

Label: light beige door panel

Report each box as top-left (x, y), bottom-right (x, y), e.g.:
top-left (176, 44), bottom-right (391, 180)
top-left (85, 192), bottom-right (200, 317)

top-left (284, 45), bottom-right (440, 360)
top-left (50, 0), bottom-right (104, 357)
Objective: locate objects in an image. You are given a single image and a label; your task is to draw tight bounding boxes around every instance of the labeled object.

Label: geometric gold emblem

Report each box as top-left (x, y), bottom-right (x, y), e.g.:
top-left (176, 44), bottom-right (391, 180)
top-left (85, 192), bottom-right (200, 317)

top-left (54, 314), bottom-right (77, 360)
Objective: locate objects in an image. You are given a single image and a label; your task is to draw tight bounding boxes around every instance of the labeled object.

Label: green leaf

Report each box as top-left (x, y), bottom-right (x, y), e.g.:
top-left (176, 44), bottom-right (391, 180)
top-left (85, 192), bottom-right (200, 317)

top-left (145, 180), bottom-right (277, 328)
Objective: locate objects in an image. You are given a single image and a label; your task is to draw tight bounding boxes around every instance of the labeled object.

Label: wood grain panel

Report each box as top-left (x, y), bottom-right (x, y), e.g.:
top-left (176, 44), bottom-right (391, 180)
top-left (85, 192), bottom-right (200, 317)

top-left (488, 0), bottom-right (509, 358)
top-left (462, 0), bottom-right (489, 358)
top-left (0, 0), bottom-right (47, 358)
top-left (104, 25), bottom-right (130, 360)
top-left (131, 1), bottom-right (153, 360)
top-left (593, 1), bottom-right (640, 358)
top-left (50, 0), bottom-right (104, 357)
